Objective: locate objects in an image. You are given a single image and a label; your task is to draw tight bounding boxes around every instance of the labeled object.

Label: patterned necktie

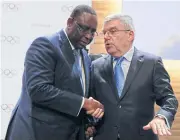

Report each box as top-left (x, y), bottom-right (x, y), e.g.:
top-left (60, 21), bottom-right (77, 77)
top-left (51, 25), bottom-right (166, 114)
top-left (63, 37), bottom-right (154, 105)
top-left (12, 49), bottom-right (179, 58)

top-left (73, 49), bottom-right (84, 92)
top-left (114, 57), bottom-right (124, 97)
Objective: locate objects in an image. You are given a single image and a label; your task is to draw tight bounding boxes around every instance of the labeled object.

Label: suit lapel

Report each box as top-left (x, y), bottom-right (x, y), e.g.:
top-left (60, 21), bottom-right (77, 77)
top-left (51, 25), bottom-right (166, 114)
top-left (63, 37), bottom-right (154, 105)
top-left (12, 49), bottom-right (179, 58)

top-left (119, 48), bottom-right (144, 101)
top-left (59, 30), bottom-right (75, 67)
top-left (103, 55), bottom-right (120, 101)
top-left (81, 50), bottom-right (90, 97)
top-left (59, 30), bottom-right (84, 95)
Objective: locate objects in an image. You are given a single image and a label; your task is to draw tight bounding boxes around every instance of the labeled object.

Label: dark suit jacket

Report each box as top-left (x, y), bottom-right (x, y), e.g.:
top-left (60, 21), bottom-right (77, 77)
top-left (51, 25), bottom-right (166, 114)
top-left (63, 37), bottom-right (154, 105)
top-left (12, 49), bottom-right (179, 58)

top-left (89, 54), bottom-right (104, 61)
top-left (90, 48), bottom-right (178, 140)
top-left (5, 30), bottom-right (91, 140)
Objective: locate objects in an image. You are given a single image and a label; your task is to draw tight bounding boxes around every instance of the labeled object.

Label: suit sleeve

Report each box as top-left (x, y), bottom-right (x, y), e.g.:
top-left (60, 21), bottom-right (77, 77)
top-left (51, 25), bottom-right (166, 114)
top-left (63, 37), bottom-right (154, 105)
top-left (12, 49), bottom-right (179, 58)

top-left (25, 37), bottom-right (83, 117)
top-left (87, 63), bottom-right (100, 125)
top-left (153, 57), bottom-right (178, 127)
top-left (89, 63), bottom-right (97, 99)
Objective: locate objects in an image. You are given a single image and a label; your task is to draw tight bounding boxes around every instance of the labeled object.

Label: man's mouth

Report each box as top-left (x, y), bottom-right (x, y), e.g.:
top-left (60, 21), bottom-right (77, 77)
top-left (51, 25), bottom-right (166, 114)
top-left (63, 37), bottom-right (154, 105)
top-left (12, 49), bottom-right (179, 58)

top-left (79, 40), bottom-right (89, 46)
top-left (105, 42), bottom-right (112, 47)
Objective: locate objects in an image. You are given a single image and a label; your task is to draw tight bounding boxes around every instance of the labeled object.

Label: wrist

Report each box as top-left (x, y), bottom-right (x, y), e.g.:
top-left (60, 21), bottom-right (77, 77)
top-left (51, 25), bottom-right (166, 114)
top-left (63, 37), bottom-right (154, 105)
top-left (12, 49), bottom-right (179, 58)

top-left (156, 115), bottom-right (165, 120)
top-left (83, 98), bottom-right (90, 110)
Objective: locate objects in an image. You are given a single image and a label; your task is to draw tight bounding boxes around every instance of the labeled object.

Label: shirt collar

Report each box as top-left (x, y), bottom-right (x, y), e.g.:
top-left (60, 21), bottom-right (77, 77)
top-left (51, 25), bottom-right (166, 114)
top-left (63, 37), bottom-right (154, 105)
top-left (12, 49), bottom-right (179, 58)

top-left (63, 28), bottom-right (75, 50)
top-left (113, 46), bottom-right (134, 62)
top-left (123, 46), bottom-right (134, 62)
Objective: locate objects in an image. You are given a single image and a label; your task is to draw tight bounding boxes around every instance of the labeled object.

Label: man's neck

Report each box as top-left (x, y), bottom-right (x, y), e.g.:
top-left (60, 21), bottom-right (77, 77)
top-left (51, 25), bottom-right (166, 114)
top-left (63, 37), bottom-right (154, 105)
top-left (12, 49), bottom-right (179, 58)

top-left (113, 45), bottom-right (132, 57)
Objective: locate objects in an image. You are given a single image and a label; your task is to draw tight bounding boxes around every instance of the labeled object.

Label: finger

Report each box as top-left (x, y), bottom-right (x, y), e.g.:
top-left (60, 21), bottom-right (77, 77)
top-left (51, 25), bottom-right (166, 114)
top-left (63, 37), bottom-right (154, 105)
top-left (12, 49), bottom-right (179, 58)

top-left (163, 124), bottom-right (172, 136)
top-left (160, 124), bottom-right (168, 136)
top-left (167, 129), bottom-right (172, 136)
top-left (151, 122), bottom-right (158, 135)
top-left (161, 126), bottom-right (167, 136)
top-left (155, 123), bottom-right (163, 136)
top-left (94, 109), bottom-right (104, 118)
top-left (143, 124), bottom-right (151, 130)
top-left (92, 108), bottom-right (101, 117)
top-left (94, 108), bottom-right (102, 118)
top-left (98, 111), bottom-right (104, 118)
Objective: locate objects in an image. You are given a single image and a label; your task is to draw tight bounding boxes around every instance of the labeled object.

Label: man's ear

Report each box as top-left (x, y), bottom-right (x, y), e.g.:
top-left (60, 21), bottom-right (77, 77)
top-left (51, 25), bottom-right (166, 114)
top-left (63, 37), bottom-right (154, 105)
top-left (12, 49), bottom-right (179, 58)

top-left (67, 17), bottom-right (73, 28)
top-left (128, 30), bottom-right (134, 42)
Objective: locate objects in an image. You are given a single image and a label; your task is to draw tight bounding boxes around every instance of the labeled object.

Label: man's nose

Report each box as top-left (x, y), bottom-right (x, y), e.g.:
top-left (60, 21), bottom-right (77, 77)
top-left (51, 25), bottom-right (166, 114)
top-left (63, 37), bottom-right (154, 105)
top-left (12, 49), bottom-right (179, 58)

top-left (84, 32), bottom-right (93, 39)
top-left (104, 33), bottom-right (111, 40)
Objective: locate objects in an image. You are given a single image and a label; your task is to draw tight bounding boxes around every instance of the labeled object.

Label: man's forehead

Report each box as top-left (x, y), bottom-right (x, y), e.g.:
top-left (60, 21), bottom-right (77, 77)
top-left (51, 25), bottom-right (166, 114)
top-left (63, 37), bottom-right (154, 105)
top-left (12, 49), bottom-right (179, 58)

top-left (78, 12), bottom-right (94, 19)
top-left (77, 13), bottom-right (97, 27)
top-left (103, 20), bottom-right (124, 30)
top-left (103, 24), bottom-right (118, 31)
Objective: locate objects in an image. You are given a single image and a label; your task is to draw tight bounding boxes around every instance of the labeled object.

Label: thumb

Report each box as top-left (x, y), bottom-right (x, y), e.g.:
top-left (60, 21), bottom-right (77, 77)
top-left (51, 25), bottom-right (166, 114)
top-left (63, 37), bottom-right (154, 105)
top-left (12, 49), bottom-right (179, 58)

top-left (143, 124), bottom-right (151, 130)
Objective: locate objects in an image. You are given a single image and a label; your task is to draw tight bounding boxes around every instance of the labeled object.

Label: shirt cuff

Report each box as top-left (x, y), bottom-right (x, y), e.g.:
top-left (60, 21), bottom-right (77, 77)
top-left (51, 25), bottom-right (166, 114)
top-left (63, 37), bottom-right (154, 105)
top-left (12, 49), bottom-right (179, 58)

top-left (77, 97), bottom-right (85, 116)
top-left (155, 114), bottom-right (170, 129)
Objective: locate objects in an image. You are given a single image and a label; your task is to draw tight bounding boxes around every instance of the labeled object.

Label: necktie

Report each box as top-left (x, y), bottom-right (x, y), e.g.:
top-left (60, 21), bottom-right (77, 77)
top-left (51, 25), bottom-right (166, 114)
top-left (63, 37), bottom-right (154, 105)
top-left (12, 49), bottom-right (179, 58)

top-left (114, 57), bottom-right (124, 97)
top-left (73, 49), bottom-right (84, 92)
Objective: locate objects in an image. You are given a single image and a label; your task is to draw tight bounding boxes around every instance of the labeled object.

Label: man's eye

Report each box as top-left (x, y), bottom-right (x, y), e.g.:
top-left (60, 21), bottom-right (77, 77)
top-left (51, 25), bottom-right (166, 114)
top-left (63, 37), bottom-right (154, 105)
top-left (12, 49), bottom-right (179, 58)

top-left (110, 29), bottom-right (117, 33)
top-left (83, 26), bottom-right (91, 31)
top-left (83, 27), bottom-right (90, 31)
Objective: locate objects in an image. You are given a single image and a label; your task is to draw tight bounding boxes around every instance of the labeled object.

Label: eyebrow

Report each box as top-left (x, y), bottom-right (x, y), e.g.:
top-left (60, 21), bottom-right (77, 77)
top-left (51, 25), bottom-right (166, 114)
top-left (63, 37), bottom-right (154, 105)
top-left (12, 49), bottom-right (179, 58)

top-left (102, 27), bottom-right (118, 32)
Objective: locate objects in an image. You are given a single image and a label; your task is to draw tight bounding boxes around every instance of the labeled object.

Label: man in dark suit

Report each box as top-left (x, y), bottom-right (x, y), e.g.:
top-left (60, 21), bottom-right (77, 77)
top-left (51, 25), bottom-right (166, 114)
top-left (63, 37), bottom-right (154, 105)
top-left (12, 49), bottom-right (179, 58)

top-left (5, 5), bottom-right (104, 140)
top-left (90, 14), bottom-right (178, 140)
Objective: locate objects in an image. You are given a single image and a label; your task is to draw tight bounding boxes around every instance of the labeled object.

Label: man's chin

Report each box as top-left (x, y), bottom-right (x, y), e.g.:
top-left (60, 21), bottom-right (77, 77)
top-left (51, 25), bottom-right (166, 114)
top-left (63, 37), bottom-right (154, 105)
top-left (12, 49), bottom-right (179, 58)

top-left (106, 49), bottom-right (115, 55)
top-left (78, 43), bottom-right (87, 49)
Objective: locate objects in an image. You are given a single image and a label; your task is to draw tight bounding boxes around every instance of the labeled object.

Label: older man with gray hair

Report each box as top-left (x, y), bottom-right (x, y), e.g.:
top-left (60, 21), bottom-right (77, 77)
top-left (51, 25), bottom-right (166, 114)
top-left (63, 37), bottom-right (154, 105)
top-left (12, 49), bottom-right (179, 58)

top-left (88, 13), bottom-right (178, 140)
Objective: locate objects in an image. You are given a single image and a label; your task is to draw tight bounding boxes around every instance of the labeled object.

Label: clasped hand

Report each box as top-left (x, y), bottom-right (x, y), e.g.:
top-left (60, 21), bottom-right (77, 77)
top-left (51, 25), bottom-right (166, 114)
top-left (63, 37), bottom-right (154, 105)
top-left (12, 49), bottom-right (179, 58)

top-left (83, 97), bottom-right (104, 119)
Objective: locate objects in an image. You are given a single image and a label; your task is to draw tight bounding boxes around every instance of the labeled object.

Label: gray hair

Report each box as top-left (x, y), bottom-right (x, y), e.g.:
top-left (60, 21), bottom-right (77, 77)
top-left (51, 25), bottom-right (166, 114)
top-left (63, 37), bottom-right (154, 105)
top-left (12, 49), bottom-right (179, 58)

top-left (104, 14), bottom-right (135, 33)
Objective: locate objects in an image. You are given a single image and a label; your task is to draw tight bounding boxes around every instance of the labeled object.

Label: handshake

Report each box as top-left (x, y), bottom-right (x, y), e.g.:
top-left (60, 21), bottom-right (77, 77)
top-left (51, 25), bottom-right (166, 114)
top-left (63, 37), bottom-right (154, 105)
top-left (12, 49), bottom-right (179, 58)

top-left (83, 97), bottom-right (104, 119)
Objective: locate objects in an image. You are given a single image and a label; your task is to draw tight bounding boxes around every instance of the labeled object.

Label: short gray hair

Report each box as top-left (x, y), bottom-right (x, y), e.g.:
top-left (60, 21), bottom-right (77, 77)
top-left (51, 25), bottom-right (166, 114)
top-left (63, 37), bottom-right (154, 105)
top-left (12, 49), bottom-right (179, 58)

top-left (104, 14), bottom-right (135, 33)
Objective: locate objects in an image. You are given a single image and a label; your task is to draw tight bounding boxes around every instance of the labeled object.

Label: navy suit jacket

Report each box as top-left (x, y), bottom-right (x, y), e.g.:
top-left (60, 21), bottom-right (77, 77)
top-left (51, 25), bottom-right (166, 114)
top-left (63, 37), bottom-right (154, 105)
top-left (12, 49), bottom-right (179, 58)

top-left (5, 30), bottom-right (91, 140)
top-left (90, 48), bottom-right (178, 140)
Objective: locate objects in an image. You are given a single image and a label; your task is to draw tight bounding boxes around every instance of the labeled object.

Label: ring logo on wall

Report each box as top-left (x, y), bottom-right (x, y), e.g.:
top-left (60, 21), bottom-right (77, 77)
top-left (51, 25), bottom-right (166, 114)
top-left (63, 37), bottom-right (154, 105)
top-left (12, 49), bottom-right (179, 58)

top-left (61, 5), bottom-right (74, 13)
top-left (0, 68), bottom-right (17, 78)
top-left (1, 104), bottom-right (14, 114)
top-left (1, 35), bottom-right (20, 45)
top-left (2, 2), bottom-right (20, 12)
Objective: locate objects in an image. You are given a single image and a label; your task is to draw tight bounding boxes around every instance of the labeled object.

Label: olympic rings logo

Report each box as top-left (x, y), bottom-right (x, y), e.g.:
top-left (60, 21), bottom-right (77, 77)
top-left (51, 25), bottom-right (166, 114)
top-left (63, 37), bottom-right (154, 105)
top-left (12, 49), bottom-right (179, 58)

top-left (0, 68), bottom-right (17, 78)
top-left (1, 104), bottom-right (14, 113)
top-left (1, 35), bottom-right (20, 45)
top-left (2, 3), bottom-right (20, 11)
top-left (61, 5), bottom-right (74, 12)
